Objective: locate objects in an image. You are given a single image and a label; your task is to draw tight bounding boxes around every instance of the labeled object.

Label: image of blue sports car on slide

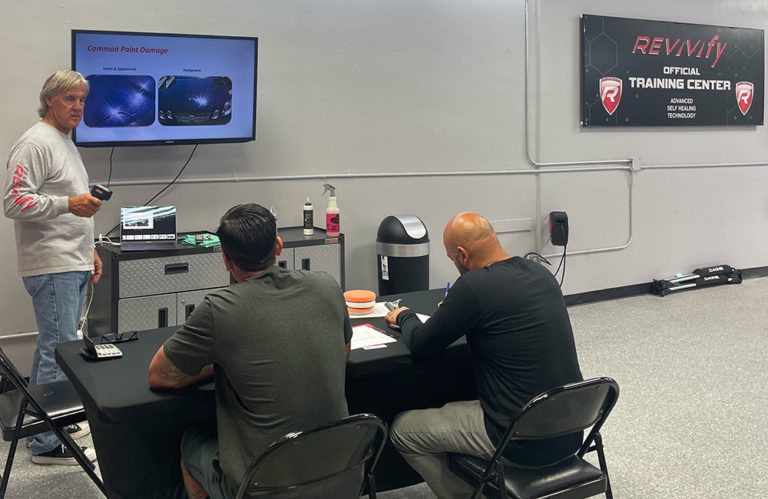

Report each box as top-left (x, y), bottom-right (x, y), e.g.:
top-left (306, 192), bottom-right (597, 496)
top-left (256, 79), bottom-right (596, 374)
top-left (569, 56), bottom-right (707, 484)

top-left (157, 76), bottom-right (232, 126)
top-left (84, 75), bottom-right (156, 127)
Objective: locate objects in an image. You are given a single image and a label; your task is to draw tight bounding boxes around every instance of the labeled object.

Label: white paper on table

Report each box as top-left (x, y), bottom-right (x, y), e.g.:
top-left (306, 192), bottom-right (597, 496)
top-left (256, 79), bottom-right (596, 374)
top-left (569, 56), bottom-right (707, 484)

top-left (348, 302), bottom-right (433, 323)
top-left (351, 323), bottom-right (398, 350)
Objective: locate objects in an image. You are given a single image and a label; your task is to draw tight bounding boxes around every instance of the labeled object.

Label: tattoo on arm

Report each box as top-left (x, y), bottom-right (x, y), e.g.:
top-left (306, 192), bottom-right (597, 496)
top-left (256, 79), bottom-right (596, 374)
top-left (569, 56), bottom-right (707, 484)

top-left (157, 361), bottom-right (192, 383)
top-left (149, 346), bottom-right (213, 389)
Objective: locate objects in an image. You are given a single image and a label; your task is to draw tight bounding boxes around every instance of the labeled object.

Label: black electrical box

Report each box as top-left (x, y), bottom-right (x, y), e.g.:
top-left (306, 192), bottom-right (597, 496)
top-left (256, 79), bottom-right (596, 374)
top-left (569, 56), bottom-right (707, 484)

top-left (549, 211), bottom-right (569, 246)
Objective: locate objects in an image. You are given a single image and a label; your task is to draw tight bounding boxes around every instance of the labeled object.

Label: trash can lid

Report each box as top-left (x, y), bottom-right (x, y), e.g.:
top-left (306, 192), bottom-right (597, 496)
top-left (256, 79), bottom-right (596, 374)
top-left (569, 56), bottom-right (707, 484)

top-left (376, 215), bottom-right (429, 244)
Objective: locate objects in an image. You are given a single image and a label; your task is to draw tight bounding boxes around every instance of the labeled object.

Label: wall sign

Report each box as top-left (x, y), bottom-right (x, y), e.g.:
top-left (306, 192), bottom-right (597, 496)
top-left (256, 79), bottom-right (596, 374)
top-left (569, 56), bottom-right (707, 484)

top-left (581, 15), bottom-right (764, 126)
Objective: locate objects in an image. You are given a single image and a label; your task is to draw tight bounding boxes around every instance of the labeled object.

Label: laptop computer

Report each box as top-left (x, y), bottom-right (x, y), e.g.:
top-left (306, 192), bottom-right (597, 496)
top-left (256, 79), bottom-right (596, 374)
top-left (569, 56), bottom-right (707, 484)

top-left (120, 206), bottom-right (179, 251)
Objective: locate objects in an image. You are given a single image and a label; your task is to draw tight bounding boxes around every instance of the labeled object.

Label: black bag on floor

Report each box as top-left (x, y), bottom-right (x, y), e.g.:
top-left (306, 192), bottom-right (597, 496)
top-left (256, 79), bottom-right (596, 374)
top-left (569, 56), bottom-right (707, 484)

top-left (651, 265), bottom-right (742, 297)
top-left (692, 264), bottom-right (736, 278)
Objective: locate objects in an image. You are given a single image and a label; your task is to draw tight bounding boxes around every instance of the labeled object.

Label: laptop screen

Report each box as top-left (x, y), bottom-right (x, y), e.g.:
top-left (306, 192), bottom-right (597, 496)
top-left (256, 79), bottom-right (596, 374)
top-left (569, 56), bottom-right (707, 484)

top-left (120, 206), bottom-right (177, 251)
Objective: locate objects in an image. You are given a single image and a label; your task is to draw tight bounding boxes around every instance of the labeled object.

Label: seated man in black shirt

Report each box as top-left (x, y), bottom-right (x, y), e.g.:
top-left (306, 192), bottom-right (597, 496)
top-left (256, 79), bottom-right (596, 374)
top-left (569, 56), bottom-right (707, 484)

top-left (385, 212), bottom-right (583, 499)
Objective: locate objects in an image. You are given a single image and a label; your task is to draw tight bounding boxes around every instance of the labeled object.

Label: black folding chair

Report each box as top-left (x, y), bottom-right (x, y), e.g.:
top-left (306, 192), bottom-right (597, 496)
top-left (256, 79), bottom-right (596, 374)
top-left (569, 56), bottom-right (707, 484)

top-left (235, 413), bottom-right (388, 499)
top-left (448, 377), bottom-right (620, 499)
top-left (0, 345), bottom-right (106, 497)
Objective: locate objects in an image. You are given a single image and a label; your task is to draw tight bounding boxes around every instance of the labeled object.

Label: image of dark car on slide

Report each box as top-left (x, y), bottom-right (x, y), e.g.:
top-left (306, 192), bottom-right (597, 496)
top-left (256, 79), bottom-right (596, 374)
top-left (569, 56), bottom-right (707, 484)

top-left (158, 75), bottom-right (233, 126)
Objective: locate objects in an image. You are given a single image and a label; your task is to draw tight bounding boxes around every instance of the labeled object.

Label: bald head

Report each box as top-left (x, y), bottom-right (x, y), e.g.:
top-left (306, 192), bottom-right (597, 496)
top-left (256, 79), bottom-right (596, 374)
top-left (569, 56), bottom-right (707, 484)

top-left (443, 212), bottom-right (510, 273)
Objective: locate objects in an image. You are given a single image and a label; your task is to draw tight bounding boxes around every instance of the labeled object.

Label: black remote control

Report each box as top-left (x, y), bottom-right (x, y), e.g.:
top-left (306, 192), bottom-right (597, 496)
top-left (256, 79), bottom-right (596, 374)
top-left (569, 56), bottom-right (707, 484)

top-left (90, 184), bottom-right (113, 201)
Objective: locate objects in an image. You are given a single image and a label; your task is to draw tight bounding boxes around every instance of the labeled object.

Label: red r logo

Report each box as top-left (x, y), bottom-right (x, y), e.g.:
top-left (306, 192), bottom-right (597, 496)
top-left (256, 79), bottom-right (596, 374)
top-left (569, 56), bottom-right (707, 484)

top-left (735, 81), bottom-right (754, 116)
top-left (600, 77), bottom-right (622, 116)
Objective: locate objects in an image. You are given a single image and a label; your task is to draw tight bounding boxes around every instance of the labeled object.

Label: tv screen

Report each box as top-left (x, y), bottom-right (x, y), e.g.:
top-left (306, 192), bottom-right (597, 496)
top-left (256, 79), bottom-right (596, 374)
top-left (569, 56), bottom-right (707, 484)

top-left (71, 30), bottom-right (257, 147)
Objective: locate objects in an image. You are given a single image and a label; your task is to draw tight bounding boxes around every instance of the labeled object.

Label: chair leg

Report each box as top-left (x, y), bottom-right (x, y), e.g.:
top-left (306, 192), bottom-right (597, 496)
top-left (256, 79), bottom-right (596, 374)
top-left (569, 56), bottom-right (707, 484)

top-left (495, 460), bottom-right (508, 499)
top-left (593, 432), bottom-right (613, 499)
top-left (48, 421), bottom-right (107, 496)
top-left (471, 474), bottom-right (492, 499)
top-left (366, 474), bottom-right (377, 499)
top-left (0, 399), bottom-right (31, 498)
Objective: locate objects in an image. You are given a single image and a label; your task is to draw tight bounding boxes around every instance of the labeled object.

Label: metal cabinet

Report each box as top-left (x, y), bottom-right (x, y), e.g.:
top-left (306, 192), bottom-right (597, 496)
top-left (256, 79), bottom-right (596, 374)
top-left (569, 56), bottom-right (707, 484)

top-left (87, 228), bottom-right (345, 337)
top-left (88, 243), bottom-right (229, 336)
top-left (276, 227), bottom-right (345, 289)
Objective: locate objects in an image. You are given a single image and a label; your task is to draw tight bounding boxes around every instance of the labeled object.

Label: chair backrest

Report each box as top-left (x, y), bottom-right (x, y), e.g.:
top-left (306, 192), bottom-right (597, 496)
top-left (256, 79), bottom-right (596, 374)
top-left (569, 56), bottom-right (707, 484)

top-left (235, 413), bottom-right (388, 499)
top-left (0, 346), bottom-right (29, 394)
top-left (510, 377), bottom-right (619, 441)
top-left (486, 376), bottom-right (619, 467)
top-left (0, 345), bottom-right (48, 430)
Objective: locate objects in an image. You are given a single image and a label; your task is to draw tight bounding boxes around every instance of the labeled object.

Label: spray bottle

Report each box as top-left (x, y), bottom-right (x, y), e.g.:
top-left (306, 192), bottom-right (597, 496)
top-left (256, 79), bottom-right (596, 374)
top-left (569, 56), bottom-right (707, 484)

top-left (322, 184), bottom-right (340, 237)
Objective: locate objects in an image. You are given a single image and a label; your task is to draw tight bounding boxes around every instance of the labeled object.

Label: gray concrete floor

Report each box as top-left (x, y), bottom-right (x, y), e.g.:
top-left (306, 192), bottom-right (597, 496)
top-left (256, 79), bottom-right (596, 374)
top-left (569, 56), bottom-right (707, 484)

top-left (0, 431), bottom-right (103, 498)
top-left (1, 277), bottom-right (767, 498)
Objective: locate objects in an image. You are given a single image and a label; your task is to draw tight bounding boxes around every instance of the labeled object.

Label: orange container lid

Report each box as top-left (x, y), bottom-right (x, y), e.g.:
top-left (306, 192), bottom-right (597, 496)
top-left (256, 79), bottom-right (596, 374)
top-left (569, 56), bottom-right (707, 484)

top-left (343, 289), bottom-right (376, 303)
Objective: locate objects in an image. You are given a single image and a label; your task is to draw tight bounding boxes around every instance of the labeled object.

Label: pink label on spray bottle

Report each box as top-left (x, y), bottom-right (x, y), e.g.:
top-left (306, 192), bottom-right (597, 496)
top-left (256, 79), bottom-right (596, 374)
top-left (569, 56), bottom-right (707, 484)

top-left (326, 213), bottom-right (340, 235)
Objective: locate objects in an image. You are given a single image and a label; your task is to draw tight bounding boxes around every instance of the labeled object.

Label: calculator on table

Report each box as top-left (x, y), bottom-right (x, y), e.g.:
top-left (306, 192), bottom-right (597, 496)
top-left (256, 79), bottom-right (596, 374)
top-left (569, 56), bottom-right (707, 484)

top-left (80, 336), bottom-right (123, 361)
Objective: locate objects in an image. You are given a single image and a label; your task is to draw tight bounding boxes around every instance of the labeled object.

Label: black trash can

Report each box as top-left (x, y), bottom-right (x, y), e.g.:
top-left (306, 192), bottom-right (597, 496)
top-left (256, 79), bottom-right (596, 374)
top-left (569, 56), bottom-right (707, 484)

top-left (376, 215), bottom-right (429, 295)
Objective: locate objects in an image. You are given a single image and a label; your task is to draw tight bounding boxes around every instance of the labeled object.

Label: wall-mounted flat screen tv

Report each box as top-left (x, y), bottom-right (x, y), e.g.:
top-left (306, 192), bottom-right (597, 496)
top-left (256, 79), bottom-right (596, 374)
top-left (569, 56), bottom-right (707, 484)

top-left (71, 30), bottom-right (257, 147)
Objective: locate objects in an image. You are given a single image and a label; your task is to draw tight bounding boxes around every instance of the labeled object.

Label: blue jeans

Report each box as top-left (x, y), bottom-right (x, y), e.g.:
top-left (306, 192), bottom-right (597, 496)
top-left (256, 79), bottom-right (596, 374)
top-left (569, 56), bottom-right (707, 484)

top-left (22, 271), bottom-right (90, 454)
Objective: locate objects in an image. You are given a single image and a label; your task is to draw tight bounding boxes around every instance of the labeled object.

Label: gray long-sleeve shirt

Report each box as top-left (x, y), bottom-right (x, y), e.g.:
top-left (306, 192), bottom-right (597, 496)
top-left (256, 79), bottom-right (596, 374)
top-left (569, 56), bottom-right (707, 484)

top-left (4, 122), bottom-right (94, 277)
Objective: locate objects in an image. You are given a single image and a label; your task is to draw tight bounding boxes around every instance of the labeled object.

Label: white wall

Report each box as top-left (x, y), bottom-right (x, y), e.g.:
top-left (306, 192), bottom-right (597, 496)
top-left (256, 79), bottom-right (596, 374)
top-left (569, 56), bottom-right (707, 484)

top-left (2, 0), bottom-right (767, 335)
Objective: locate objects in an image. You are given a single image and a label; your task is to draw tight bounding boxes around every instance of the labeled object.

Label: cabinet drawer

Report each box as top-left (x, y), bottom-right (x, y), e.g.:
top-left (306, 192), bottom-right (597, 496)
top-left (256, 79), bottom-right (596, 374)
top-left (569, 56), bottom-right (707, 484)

top-left (294, 244), bottom-right (341, 286)
top-left (177, 288), bottom-right (226, 322)
top-left (118, 294), bottom-right (178, 333)
top-left (277, 248), bottom-right (295, 270)
top-left (118, 252), bottom-right (229, 298)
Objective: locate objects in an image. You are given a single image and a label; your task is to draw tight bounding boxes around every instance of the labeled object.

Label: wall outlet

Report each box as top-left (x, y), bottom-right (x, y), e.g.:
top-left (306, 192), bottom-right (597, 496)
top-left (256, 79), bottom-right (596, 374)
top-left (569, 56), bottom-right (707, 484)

top-left (540, 212), bottom-right (569, 249)
top-left (549, 211), bottom-right (569, 246)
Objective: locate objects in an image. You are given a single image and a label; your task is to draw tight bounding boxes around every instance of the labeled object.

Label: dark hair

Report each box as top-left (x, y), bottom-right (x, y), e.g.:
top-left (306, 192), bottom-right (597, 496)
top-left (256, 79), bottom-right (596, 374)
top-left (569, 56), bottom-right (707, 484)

top-left (216, 204), bottom-right (277, 272)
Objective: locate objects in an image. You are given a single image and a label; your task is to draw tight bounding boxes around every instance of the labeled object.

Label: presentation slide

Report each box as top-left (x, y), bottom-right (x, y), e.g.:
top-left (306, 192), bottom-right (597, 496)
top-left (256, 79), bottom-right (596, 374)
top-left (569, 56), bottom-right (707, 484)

top-left (73, 31), bottom-right (256, 145)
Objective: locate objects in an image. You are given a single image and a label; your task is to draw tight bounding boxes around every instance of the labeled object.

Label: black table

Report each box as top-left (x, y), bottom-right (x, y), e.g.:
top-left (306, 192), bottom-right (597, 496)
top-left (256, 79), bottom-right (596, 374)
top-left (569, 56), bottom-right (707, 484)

top-left (56, 289), bottom-right (476, 498)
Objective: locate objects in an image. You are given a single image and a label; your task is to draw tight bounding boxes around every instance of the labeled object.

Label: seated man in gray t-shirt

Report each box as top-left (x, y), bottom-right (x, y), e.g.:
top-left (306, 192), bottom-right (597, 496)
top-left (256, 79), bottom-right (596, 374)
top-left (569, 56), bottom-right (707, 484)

top-left (149, 203), bottom-right (352, 499)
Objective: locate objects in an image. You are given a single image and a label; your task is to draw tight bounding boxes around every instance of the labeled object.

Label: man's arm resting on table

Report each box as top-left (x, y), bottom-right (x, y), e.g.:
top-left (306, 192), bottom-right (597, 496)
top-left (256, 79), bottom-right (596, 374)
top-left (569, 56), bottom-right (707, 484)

top-left (385, 285), bottom-right (476, 357)
top-left (148, 346), bottom-right (213, 390)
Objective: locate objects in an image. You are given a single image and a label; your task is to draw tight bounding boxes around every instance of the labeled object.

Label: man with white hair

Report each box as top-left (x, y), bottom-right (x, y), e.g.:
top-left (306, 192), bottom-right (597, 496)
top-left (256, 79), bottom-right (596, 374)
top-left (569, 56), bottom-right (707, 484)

top-left (3, 70), bottom-right (102, 465)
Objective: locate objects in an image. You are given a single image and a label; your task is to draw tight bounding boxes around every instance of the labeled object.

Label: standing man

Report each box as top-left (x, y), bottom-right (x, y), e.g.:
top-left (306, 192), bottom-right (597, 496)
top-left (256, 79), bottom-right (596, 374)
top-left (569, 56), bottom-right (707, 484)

top-left (385, 212), bottom-right (583, 499)
top-left (149, 203), bottom-right (352, 499)
top-left (4, 70), bottom-right (102, 465)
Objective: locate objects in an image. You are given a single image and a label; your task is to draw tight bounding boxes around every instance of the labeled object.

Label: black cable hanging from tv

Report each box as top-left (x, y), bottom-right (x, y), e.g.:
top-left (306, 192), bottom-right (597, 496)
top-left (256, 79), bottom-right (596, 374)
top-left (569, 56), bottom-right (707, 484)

top-left (107, 147), bottom-right (115, 187)
top-left (103, 144), bottom-right (198, 238)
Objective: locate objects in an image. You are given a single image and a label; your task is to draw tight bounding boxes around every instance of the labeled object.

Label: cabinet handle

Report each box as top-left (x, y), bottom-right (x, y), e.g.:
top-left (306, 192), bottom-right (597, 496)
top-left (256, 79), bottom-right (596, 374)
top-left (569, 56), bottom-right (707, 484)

top-left (158, 308), bottom-right (168, 327)
top-left (301, 258), bottom-right (310, 270)
top-left (165, 263), bottom-right (189, 275)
